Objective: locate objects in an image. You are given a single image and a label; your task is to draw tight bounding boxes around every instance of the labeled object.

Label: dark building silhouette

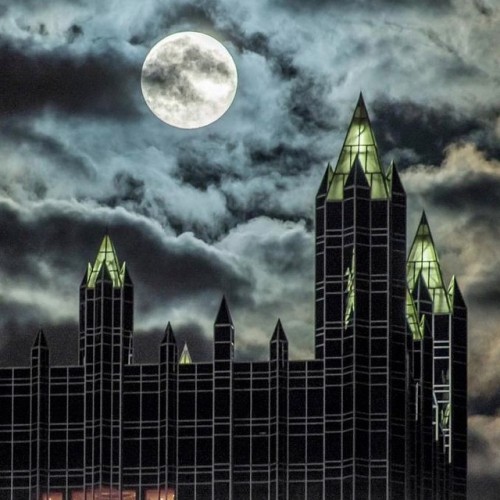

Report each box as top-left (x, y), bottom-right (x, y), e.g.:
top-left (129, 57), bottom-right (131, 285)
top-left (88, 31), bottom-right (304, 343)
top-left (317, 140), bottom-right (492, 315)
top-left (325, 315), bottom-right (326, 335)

top-left (0, 96), bottom-right (467, 499)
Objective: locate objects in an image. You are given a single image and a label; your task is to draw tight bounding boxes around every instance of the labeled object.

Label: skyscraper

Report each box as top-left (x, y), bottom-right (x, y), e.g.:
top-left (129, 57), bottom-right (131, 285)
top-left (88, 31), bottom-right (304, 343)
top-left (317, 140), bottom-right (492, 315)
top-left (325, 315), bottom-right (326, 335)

top-left (0, 96), bottom-right (467, 499)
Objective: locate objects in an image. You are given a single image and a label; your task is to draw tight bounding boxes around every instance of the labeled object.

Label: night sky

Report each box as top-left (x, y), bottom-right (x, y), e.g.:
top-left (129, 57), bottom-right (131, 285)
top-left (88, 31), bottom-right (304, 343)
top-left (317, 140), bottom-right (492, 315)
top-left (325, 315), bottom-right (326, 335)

top-left (0, 1), bottom-right (499, 497)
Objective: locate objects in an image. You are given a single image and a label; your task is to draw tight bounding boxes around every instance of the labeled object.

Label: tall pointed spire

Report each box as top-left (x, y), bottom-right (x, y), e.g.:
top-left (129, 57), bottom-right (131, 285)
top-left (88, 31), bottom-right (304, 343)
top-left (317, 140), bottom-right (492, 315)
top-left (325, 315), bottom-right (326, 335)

top-left (328, 94), bottom-right (388, 200)
top-left (87, 235), bottom-right (126, 288)
top-left (215, 296), bottom-right (233, 326)
top-left (179, 342), bottom-right (192, 365)
top-left (407, 212), bottom-right (450, 313)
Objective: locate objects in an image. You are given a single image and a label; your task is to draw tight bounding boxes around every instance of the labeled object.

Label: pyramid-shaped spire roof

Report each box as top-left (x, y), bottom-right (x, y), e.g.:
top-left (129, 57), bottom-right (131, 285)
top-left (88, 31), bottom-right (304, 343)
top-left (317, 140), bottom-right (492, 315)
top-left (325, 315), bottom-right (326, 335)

top-left (215, 296), bottom-right (233, 326)
top-left (179, 342), bottom-right (192, 365)
top-left (87, 234), bottom-right (126, 289)
top-left (316, 163), bottom-right (334, 197)
top-left (407, 212), bottom-right (450, 313)
top-left (448, 276), bottom-right (466, 309)
top-left (386, 160), bottom-right (405, 195)
top-left (161, 322), bottom-right (177, 345)
top-left (328, 94), bottom-right (388, 200)
top-left (32, 329), bottom-right (48, 349)
top-left (271, 319), bottom-right (287, 342)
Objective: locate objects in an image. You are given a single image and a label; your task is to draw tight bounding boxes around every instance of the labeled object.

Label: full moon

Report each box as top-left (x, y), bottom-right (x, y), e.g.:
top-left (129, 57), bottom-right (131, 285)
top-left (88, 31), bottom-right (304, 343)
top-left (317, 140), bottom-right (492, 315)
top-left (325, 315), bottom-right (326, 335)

top-left (141, 32), bottom-right (238, 129)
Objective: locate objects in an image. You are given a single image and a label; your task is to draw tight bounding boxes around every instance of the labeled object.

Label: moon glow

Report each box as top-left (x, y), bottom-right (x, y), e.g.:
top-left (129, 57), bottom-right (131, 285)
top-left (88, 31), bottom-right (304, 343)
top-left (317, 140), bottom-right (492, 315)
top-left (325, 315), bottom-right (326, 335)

top-left (141, 32), bottom-right (238, 129)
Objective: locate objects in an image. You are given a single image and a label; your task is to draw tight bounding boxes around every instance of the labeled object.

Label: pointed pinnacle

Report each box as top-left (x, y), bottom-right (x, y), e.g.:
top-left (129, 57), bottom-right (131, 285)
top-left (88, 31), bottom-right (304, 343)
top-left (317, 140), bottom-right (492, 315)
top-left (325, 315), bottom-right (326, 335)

top-left (215, 295), bottom-right (233, 326)
top-left (271, 318), bottom-right (287, 341)
top-left (33, 329), bottom-right (48, 348)
top-left (87, 234), bottom-right (125, 288)
top-left (354, 92), bottom-right (368, 119)
top-left (162, 322), bottom-right (176, 345)
top-left (179, 342), bottom-right (192, 364)
top-left (420, 210), bottom-right (428, 226)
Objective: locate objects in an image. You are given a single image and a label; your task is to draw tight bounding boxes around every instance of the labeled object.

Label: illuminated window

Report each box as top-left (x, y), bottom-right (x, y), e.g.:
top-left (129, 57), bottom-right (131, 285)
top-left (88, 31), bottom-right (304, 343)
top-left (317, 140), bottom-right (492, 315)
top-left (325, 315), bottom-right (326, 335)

top-left (144, 488), bottom-right (176, 500)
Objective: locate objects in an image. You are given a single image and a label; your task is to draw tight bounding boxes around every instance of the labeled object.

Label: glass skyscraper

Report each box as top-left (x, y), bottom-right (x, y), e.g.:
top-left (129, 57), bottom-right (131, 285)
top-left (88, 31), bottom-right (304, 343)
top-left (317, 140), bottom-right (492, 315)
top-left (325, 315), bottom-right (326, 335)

top-left (0, 97), bottom-right (467, 499)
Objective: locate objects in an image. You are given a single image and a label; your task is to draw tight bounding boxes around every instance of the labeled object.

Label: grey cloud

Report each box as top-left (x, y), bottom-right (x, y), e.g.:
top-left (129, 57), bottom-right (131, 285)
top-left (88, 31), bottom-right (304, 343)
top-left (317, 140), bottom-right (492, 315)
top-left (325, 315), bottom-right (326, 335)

top-left (0, 199), bottom-right (254, 326)
top-left (473, 0), bottom-right (494, 17)
top-left (66, 24), bottom-right (84, 43)
top-left (275, 0), bottom-right (453, 12)
top-left (0, 122), bottom-right (96, 181)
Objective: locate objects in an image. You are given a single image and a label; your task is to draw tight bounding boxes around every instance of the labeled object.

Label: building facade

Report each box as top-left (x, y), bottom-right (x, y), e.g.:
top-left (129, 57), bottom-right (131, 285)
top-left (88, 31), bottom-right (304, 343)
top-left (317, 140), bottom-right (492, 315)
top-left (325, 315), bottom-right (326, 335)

top-left (0, 97), bottom-right (467, 500)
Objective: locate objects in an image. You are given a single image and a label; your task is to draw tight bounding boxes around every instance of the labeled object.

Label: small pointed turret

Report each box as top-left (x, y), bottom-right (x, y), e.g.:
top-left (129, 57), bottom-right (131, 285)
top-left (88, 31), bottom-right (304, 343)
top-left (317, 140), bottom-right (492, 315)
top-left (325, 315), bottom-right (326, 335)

top-left (344, 157), bottom-right (370, 191)
top-left (214, 296), bottom-right (234, 362)
top-left (270, 319), bottom-right (288, 364)
top-left (179, 343), bottom-right (192, 365)
top-left (407, 212), bottom-right (450, 313)
top-left (215, 296), bottom-right (233, 326)
top-left (87, 235), bottom-right (126, 289)
top-left (386, 160), bottom-right (406, 195)
top-left (328, 94), bottom-right (388, 200)
top-left (160, 322), bottom-right (177, 365)
top-left (271, 319), bottom-right (287, 342)
top-left (161, 322), bottom-right (177, 345)
top-left (448, 276), bottom-right (466, 309)
top-left (316, 163), bottom-right (334, 197)
top-left (32, 329), bottom-right (48, 349)
top-left (31, 329), bottom-right (49, 367)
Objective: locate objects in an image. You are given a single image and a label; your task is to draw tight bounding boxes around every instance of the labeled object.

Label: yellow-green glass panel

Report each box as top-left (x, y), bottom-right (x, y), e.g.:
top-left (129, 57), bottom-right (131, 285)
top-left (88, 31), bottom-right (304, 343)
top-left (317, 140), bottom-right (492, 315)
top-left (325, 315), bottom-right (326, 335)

top-left (87, 235), bottom-right (125, 289)
top-left (345, 251), bottom-right (355, 327)
top-left (407, 216), bottom-right (451, 314)
top-left (406, 288), bottom-right (424, 340)
top-left (327, 98), bottom-right (389, 200)
top-left (179, 343), bottom-right (192, 365)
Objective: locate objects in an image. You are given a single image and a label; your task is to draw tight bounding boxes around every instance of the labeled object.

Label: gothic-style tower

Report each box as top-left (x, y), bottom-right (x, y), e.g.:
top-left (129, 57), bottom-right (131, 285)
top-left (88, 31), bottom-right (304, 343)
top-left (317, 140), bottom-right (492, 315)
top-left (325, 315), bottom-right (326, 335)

top-left (79, 235), bottom-right (133, 492)
top-left (407, 214), bottom-right (467, 499)
top-left (315, 95), bottom-right (408, 499)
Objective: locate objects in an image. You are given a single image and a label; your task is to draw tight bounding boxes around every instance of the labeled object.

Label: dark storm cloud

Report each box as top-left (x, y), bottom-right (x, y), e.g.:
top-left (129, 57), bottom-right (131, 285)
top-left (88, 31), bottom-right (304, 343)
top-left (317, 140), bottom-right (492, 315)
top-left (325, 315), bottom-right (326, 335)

top-left (466, 267), bottom-right (500, 311)
top-left (286, 76), bottom-right (338, 134)
top-left (424, 175), bottom-right (500, 215)
top-left (0, 38), bottom-right (140, 118)
top-left (372, 99), bottom-right (499, 167)
top-left (0, 321), bottom-right (79, 367)
top-left (470, 391), bottom-right (500, 416)
top-left (0, 199), bottom-right (253, 317)
top-left (133, 322), bottom-right (212, 363)
top-left (66, 24), bottom-right (84, 43)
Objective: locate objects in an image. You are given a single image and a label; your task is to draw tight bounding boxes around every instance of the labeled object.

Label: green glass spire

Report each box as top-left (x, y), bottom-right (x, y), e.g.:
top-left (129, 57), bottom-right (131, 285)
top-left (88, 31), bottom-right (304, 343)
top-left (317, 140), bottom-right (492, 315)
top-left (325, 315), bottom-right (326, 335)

top-left (406, 289), bottom-right (425, 340)
top-left (407, 213), bottom-right (451, 314)
top-left (328, 94), bottom-right (389, 200)
top-left (87, 235), bottom-right (126, 289)
top-left (179, 343), bottom-right (192, 365)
